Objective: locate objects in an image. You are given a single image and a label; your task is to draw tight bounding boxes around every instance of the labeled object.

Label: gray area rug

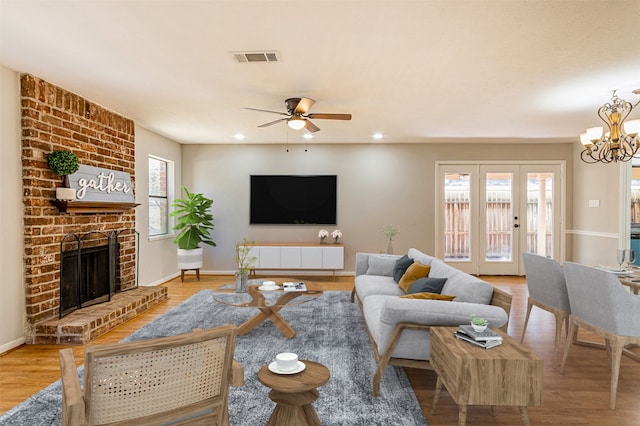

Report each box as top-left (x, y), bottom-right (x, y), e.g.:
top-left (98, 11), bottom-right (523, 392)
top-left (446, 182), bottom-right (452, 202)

top-left (0, 290), bottom-right (427, 425)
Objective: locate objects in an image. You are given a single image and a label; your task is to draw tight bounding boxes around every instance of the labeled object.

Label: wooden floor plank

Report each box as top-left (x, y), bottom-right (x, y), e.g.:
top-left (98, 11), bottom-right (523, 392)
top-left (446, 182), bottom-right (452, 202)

top-left (2, 274), bottom-right (639, 425)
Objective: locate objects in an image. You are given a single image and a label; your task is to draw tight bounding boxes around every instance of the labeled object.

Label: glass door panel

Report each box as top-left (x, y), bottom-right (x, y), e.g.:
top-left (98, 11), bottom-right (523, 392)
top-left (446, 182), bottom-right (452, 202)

top-left (526, 172), bottom-right (554, 258)
top-left (444, 172), bottom-right (471, 262)
top-left (484, 172), bottom-right (514, 262)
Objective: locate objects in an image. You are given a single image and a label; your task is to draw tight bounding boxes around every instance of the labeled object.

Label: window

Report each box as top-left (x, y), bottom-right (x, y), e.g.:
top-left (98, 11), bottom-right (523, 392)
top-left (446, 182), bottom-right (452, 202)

top-left (148, 156), bottom-right (171, 237)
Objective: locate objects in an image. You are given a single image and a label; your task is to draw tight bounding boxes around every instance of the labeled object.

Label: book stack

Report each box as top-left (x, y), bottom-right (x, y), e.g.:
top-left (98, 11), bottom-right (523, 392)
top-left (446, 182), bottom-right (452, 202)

top-left (283, 282), bottom-right (307, 292)
top-left (454, 325), bottom-right (503, 349)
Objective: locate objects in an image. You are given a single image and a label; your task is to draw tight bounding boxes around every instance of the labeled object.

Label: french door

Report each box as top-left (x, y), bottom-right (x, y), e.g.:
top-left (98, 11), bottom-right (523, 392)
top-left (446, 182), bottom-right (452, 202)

top-left (436, 162), bottom-right (564, 275)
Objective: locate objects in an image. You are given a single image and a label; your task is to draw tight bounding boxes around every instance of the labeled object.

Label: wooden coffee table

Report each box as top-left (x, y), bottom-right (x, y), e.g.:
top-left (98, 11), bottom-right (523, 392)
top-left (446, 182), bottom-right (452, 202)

top-left (213, 278), bottom-right (323, 339)
top-left (429, 326), bottom-right (543, 426)
top-left (258, 360), bottom-right (330, 426)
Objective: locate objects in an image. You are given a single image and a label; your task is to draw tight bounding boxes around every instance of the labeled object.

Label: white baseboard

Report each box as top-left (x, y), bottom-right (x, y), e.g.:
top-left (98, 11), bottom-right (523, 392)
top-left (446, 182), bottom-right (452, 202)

top-left (0, 336), bottom-right (26, 355)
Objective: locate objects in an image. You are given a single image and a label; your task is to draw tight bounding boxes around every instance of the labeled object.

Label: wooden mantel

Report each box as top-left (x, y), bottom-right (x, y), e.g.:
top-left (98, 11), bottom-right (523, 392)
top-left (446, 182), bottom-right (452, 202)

top-left (50, 200), bottom-right (140, 214)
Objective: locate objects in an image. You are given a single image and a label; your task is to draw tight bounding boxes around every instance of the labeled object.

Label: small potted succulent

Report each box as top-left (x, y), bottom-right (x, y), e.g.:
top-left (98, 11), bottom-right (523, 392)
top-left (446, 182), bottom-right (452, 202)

top-left (470, 314), bottom-right (489, 332)
top-left (47, 150), bottom-right (79, 200)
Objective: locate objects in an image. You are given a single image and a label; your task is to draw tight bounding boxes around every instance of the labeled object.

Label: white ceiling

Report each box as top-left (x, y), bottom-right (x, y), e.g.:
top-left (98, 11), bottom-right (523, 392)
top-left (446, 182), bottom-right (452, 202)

top-left (2, 0), bottom-right (639, 145)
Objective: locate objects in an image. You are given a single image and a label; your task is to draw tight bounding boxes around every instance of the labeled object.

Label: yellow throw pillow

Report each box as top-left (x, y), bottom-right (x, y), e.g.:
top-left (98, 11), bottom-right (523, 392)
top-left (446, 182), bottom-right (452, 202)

top-left (398, 262), bottom-right (431, 292)
top-left (399, 292), bottom-right (456, 301)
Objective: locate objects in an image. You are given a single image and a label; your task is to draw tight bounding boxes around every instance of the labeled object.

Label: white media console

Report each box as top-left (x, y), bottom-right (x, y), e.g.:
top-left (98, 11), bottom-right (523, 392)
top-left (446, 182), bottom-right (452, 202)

top-left (245, 243), bottom-right (344, 277)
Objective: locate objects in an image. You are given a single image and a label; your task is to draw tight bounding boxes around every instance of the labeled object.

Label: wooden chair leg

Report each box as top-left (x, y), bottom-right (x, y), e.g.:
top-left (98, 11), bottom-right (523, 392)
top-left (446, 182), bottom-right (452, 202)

top-left (552, 312), bottom-right (565, 368)
top-left (560, 318), bottom-right (578, 373)
top-left (520, 299), bottom-right (533, 343)
top-left (608, 338), bottom-right (624, 409)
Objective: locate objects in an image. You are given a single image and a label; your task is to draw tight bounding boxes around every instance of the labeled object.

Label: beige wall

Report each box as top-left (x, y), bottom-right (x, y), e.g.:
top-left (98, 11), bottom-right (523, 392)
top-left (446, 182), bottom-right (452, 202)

top-left (569, 143), bottom-right (625, 266)
top-left (135, 125), bottom-right (183, 285)
top-left (181, 142), bottom-right (576, 273)
top-left (0, 65), bottom-right (26, 352)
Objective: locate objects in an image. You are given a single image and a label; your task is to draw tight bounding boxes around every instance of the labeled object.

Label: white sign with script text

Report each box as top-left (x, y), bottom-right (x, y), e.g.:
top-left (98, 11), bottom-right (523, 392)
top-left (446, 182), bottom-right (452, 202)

top-left (68, 165), bottom-right (135, 203)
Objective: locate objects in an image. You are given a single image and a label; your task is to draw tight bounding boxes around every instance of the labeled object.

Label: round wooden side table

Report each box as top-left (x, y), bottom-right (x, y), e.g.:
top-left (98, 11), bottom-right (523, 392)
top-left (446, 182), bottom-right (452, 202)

top-left (258, 360), bottom-right (330, 426)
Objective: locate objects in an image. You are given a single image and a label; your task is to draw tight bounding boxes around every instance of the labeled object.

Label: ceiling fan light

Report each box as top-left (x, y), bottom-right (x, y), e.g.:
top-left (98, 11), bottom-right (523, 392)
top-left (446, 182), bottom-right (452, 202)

top-left (287, 117), bottom-right (306, 130)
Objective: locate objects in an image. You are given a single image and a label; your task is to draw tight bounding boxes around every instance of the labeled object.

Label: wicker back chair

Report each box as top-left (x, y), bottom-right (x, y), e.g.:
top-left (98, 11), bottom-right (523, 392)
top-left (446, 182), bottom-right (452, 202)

top-left (59, 324), bottom-right (243, 426)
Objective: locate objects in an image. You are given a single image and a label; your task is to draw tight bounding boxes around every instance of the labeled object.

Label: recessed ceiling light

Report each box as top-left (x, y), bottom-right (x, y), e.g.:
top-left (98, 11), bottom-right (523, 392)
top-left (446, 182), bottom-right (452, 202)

top-left (234, 133), bottom-right (245, 140)
top-left (372, 133), bottom-right (383, 140)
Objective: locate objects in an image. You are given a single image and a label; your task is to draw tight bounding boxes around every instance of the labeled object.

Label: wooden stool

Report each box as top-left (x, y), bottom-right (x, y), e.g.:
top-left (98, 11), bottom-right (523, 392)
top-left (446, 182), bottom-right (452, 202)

top-left (258, 360), bottom-right (330, 426)
top-left (180, 268), bottom-right (200, 282)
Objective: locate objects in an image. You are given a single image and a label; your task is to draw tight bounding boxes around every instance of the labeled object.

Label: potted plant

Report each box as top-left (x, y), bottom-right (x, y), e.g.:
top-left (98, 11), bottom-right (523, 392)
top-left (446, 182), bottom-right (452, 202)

top-left (170, 186), bottom-right (216, 271)
top-left (470, 314), bottom-right (489, 332)
top-left (47, 150), bottom-right (79, 200)
top-left (382, 224), bottom-right (400, 254)
top-left (234, 238), bottom-right (256, 293)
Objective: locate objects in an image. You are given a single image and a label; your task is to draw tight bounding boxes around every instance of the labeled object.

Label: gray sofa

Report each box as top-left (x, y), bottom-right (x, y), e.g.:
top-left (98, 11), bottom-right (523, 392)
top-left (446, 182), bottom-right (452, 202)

top-left (352, 248), bottom-right (512, 396)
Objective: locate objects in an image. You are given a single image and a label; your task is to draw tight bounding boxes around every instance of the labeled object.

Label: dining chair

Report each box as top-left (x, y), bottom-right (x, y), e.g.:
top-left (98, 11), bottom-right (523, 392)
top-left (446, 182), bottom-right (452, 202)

top-left (521, 253), bottom-right (571, 367)
top-left (59, 324), bottom-right (244, 425)
top-left (560, 262), bottom-right (640, 409)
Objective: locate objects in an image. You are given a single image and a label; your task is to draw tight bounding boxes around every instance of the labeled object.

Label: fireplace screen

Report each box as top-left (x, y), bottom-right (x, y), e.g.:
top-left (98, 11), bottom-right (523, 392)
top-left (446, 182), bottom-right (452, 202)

top-left (59, 230), bottom-right (138, 318)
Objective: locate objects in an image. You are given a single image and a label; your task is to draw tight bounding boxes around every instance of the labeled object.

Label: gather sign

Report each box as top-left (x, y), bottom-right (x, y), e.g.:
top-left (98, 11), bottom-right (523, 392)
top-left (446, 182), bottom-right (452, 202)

top-left (67, 165), bottom-right (135, 203)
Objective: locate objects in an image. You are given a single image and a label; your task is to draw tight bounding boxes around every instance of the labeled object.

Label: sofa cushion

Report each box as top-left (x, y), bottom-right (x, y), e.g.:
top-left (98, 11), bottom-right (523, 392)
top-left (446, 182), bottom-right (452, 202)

top-left (355, 274), bottom-right (404, 301)
top-left (398, 263), bottom-right (431, 292)
top-left (366, 255), bottom-right (398, 277)
top-left (407, 248), bottom-right (436, 266)
top-left (399, 292), bottom-right (455, 301)
top-left (392, 254), bottom-right (414, 282)
top-left (441, 274), bottom-right (493, 304)
top-left (407, 277), bottom-right (447, 294)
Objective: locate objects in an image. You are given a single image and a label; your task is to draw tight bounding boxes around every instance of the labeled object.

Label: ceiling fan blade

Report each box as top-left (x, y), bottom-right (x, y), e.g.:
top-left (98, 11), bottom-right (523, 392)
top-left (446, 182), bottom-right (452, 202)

top-left (243, 107), bottom-right (289, 116)
top-left (294, 97), bottom-right (316, 114)
top-left (258, 118), bottom-right (288, 128)
top-left (305, 120), bottom-right (320, 133)
top-left (307, 113), bottom-right (352, 120)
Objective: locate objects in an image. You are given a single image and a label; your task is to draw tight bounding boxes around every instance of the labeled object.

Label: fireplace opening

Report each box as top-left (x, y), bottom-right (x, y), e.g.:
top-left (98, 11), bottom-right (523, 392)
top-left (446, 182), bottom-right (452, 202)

top-left (59, 230), bottom-right (138, 318)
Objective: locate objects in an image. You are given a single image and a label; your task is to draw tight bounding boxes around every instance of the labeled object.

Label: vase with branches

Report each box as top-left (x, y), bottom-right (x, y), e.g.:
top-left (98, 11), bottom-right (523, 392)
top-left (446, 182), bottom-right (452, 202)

top-left (234, 238), bottom-right (256, 293)
top-left (382, 224), bottom-right (400, 254)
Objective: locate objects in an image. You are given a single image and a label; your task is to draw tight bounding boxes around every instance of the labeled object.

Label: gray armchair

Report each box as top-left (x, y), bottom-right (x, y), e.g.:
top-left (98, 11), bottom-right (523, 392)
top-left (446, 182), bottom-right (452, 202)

top-left (560, 262), bottom-right (640, 409)
top-left (521, 253), bottom-right (571, 367)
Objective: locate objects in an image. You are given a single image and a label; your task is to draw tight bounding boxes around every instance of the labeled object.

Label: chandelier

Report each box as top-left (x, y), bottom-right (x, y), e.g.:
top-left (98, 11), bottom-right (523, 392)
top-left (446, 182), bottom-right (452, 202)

top-left (579, 90), bottom-right (640, 164)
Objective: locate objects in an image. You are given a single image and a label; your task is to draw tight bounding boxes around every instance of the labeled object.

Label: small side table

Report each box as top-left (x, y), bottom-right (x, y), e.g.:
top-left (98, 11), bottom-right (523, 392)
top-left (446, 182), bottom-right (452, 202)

top-left (258, 360), bottom-right (330, 426)
top-left (429, 326), bottom-right (543, 426)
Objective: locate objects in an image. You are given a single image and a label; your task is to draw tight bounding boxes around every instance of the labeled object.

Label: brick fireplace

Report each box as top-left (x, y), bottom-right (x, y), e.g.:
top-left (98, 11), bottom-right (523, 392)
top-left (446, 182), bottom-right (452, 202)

top-left (21, 75), bottom-right (167, 344)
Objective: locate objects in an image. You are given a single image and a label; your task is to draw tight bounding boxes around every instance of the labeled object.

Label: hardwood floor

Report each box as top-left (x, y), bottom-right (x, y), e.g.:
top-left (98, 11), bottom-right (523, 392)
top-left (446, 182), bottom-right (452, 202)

top-left (1, 274), bottom-right (639, 425)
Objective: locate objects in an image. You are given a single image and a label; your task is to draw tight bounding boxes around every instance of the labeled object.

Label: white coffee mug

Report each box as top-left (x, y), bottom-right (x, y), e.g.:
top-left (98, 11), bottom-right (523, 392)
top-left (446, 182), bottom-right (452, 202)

top-left (275, 352), bottom-right (298, 372)
top-left (262, 280), bottom-right (277, 289)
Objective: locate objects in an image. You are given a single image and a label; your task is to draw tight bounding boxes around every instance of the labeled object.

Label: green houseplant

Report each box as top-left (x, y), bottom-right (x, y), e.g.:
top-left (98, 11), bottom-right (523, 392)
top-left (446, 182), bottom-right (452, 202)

top-left (170, 187), bottom-right (215, 274)
top-left (47, 150), bottom-right (79, 200)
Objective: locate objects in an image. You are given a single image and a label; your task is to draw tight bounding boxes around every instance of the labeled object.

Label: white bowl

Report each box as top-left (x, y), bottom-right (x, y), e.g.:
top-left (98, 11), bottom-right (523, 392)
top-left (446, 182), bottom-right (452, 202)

top-left (471, 323), bottom-right (487, 332)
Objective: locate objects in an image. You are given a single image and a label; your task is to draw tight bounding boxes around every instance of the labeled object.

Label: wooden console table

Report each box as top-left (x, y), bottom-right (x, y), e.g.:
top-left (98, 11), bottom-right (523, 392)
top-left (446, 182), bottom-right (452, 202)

top-left (429, 326), bottom-right (543, 426)
top-left (243, 242), bottom-right (344, 278)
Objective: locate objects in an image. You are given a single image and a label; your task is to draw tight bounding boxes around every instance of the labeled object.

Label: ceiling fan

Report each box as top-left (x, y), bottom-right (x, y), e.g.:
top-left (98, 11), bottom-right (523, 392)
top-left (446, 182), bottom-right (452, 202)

top-left (244, 97), bottom-right (352, 133)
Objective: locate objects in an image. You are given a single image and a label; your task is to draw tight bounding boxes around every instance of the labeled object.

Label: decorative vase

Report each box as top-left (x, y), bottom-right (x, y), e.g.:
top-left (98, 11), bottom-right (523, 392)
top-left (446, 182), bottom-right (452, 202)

top-left (386, 239), bottom-right (394, 255)
top-left (235, 270), bottom-right (248, 293)
top-left (320, 236), bottom-right (327, 244)
top-left (56, 187), bottom-right (76, 201)
top-left (334, 237), bottom-right (340, 244)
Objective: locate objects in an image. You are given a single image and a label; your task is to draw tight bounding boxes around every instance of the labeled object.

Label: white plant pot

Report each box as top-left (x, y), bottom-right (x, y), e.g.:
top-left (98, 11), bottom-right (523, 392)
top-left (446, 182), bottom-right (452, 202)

top-left (471, 323), bottom-right (487, 333)
top-left (56, 187), bottom-right (76, 201)
top-left (177, 247), bottom-right (203, 270)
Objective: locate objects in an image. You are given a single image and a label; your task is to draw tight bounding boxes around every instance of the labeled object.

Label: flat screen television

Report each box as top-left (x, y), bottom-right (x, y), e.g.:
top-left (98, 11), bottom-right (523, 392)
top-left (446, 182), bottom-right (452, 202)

top-left (250, 175), bottom-right (337, 225)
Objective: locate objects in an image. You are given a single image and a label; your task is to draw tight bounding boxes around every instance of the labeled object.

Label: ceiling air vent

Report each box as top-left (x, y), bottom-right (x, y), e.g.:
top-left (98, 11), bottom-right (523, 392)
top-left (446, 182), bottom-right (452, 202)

top-left (231, 51), bottom-right (281, 63)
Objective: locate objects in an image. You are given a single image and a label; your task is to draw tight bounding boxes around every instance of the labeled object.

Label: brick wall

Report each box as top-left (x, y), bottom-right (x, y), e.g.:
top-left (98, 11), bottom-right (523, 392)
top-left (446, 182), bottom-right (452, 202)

top-left (21, 74), bottom-right (137, 336)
